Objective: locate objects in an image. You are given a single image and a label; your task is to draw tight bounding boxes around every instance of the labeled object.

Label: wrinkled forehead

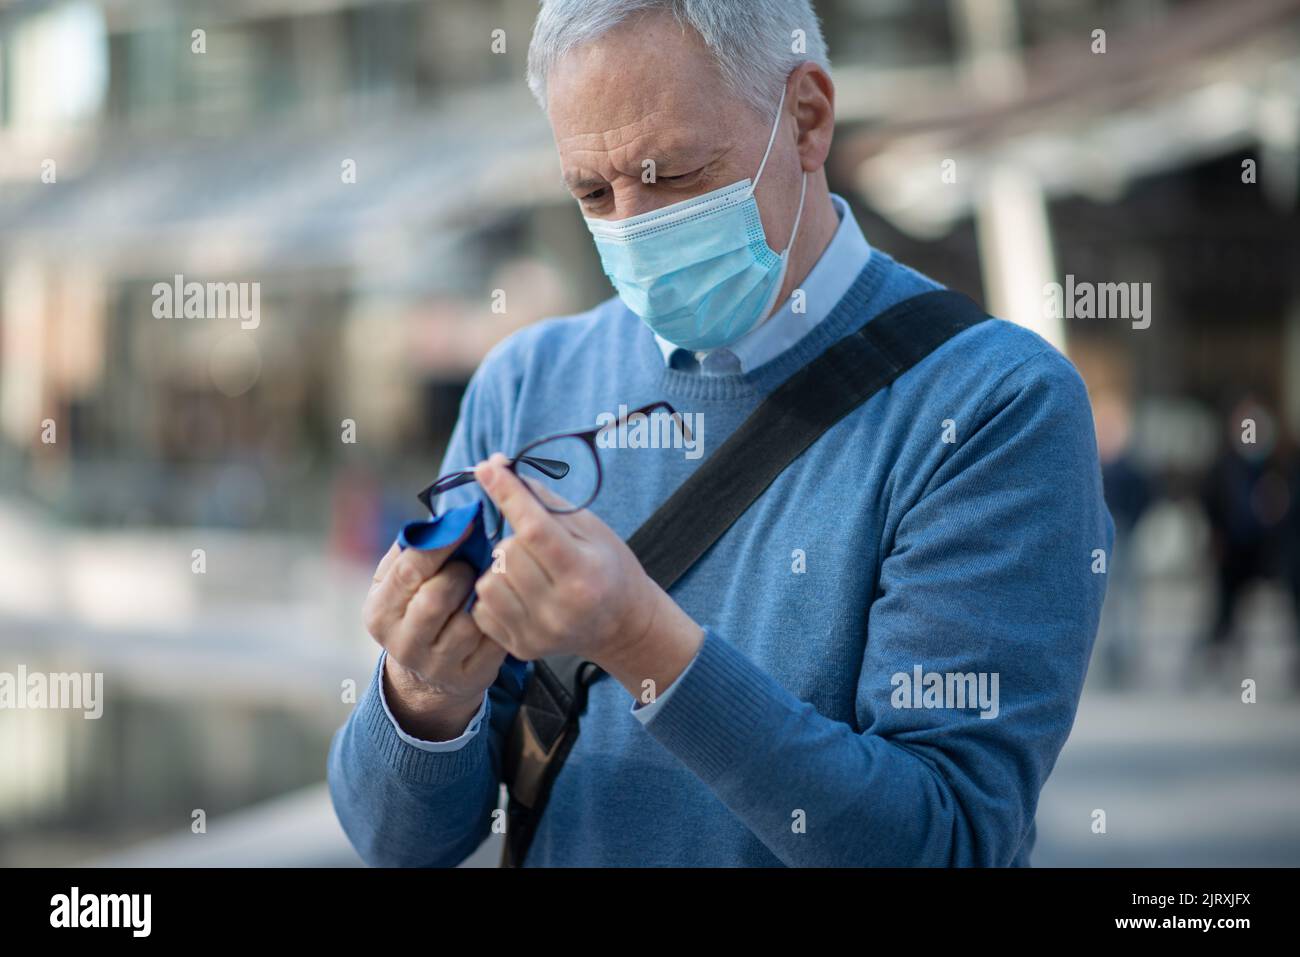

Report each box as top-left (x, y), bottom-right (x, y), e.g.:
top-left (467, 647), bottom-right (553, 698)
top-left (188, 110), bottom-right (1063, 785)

top-left (544, 11), bottom-right (759, 154)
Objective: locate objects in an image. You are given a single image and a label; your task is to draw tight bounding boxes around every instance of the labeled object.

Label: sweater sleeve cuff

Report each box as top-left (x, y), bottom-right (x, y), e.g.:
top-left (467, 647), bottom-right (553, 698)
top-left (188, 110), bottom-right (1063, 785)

top-left (356, 653), bottom-right (490, 787)
top-left (639, 628), bottom-right (781, 784)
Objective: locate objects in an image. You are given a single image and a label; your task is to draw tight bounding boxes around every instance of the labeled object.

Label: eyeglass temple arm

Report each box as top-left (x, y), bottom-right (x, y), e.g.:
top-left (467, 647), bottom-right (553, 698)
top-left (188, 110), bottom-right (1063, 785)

top-left (424, 471), bottom-right (477, 498)
top-left (422, 453), bottom-right (570, 502)
top-left (606, 401), bottom-right (692, 442)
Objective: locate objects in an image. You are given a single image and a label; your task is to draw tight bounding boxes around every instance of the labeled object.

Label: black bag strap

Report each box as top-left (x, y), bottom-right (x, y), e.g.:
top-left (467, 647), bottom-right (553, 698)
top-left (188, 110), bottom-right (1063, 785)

top-left (499, 288), bottom-right (989, 866)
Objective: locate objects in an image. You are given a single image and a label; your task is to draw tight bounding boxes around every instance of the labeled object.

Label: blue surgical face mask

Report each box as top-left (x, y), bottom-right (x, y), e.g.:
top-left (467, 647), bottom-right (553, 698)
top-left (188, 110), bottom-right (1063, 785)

top-left (583, 88), bottom-right (808, 353)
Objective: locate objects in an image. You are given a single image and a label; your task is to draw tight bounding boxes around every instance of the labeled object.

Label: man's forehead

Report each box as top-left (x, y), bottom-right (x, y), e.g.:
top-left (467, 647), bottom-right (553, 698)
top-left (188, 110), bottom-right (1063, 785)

top-left (549, 81), bottom-right (749, 180)
top-left (550, 80), bottom-right (724, 140)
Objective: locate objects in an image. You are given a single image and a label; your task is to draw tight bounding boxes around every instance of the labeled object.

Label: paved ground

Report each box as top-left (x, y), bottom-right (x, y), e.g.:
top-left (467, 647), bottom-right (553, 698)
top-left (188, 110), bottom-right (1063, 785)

top-left (1032, 691), bottom-right (1300, 867)
top-left (90, 688), bottom-right (1300, 867)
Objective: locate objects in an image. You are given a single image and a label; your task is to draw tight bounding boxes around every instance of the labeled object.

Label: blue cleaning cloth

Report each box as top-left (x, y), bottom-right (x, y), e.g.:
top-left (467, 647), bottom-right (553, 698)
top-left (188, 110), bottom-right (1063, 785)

top-left (397, 500), bottom-right (493, 571)
top-left (395, 500), bottom-right (527, 693)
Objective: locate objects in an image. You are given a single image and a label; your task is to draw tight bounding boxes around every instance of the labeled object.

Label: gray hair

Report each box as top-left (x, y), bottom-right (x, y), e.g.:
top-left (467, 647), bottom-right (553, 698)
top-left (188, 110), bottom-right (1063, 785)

top-left (526, 0), bottom-right (830, 116)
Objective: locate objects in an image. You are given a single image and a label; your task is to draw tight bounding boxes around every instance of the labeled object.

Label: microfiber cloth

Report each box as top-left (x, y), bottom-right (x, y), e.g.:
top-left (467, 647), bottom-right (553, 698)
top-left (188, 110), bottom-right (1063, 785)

top-left (396, 500), bottom-right (528, 693)
top-left (397, 500), bottom-right (493, 570)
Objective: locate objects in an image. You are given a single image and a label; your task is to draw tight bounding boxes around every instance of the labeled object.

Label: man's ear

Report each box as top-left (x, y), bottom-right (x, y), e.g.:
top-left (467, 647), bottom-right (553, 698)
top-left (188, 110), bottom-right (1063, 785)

top-left (789, 62), bottom-right (834, 173)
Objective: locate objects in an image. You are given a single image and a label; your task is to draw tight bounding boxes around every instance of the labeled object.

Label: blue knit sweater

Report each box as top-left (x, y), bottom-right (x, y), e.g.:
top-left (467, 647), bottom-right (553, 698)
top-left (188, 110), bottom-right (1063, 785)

top-left (327, 250), bottom-right (1112, 866)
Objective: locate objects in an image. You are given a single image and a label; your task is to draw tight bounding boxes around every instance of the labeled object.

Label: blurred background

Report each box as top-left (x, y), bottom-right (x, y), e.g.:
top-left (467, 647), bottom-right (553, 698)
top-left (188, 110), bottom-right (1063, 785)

top-left (1, 0), bottom-right (1298, 867)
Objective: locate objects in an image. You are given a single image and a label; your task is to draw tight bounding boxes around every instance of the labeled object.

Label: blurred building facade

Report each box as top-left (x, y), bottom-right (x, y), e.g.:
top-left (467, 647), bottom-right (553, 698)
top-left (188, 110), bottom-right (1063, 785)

top-left (3, 0), bottom-right (1297, 527)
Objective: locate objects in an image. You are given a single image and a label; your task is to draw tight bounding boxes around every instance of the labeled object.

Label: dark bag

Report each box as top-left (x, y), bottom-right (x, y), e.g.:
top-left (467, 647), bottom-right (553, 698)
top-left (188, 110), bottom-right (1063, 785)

top-left (498, 289), bottom-right (989, 866)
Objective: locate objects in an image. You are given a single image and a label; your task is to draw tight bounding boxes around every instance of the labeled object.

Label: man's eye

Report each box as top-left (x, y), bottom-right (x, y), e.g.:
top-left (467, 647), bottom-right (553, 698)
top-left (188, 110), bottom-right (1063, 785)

top-left (659, 169), bottom-right (702, 184)
top-left (581, 188), bottom-right (608, 203)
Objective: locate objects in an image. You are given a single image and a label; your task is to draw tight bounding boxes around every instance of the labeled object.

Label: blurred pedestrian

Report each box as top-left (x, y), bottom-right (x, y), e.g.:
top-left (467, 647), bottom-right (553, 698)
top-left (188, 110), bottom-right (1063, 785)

top-left (1199, 396), bottom-right (1291, 681)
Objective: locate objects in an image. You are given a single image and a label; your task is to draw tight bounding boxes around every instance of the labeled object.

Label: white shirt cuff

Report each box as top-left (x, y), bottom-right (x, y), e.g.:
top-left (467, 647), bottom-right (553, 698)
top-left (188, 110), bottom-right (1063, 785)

top-left (377, 651), bottom-right (488, 752)
top-left (630, 647), bottom-right (701, 725)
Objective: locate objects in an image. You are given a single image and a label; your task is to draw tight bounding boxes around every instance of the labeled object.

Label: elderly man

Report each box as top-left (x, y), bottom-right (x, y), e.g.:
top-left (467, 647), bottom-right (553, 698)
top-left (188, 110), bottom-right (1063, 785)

top-left (328, 0), bottom-right (1111, 867)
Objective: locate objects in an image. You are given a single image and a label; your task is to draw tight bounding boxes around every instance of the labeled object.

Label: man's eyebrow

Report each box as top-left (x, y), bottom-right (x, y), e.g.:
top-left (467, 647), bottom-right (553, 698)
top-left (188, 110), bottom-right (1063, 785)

top-left (563, 172), bottom-right (609, 192)
top-left (562, 149), bottom-right (706, 191)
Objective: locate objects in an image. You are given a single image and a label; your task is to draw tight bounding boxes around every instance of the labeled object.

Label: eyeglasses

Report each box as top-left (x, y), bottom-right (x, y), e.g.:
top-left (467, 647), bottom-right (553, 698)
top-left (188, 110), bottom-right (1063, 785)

top-left (417, 401), bottom-right (689, 542)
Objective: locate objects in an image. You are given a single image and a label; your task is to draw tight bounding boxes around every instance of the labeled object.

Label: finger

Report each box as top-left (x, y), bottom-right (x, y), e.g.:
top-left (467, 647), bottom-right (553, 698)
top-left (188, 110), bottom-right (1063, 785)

top-left (495, 535), bottom-right (554, 592)
top-left (366, 523), bottom-right (475, 638)
top-left (462, 633), bottom-right (508, 681)
top-left (517, 474), bottom-right (610, 546)
top-left (476, 453), bottom-right (576, 575)
top-left (470, 600), bottom-right (517, 653)
top-left (524, 476), bottom-right (575, 512)
top-left (476, 561), bottom-right (531, 631)
top-left (553, 501), bottom-right (607, 542)
top-left (387, 561), bottom-right (476, 667)
top-left (384, 571), bottom-right (475, 679)
top-left (430, 609), bottom-right (485, 664)
top-left (394, 609), bottom-right (484, 695)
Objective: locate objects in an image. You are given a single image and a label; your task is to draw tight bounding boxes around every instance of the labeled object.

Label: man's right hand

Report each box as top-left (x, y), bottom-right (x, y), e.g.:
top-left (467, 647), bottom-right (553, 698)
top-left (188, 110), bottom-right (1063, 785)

top-left (363, 534), bottom-right (507, 742)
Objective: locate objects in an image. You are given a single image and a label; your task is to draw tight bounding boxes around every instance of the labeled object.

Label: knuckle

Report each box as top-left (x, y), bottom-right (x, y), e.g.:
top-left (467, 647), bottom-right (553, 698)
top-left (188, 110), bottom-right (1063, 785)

top-left (474, 571), bottom-right (495, 601)
top-left (564, 575), bottom-right (599, 611)
top-left (517, 521), bottom-right (546, 550)
top-left (410, 585), bottom-right (453, 621)
top-left (392, 555), bottom-right (426, 591)
top-left (536, 602), bottom-right (566, 638)
top-left (420, 564), bottom-right (475, 614)
top-left (439, 610), bottom-right (469, 640)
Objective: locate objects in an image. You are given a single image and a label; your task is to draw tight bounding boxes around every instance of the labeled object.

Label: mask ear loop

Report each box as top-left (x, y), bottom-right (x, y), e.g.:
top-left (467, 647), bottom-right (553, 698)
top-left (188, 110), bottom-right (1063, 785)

top-left (751, 85), bottom-right (788, 193)
top-left (784, 172), bottom-right (808, 257)
top-left (752, 83), bottom-right (807, 257)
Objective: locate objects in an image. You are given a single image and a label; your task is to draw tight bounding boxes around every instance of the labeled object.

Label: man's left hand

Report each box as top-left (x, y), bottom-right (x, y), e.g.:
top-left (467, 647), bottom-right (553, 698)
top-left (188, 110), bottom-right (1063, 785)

top-left (471, 452), bottom-right (703, 702)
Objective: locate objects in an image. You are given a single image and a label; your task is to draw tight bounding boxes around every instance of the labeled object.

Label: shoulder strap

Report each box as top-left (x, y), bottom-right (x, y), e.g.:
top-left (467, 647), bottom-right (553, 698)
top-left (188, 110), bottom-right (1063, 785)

top-left (499, 288), bottom-right (990, 866)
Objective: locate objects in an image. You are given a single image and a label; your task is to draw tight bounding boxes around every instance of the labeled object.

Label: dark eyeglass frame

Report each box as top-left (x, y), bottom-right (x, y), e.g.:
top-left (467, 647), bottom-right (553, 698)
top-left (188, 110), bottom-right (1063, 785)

top-left (417, 401), bottom-right (690, 533)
